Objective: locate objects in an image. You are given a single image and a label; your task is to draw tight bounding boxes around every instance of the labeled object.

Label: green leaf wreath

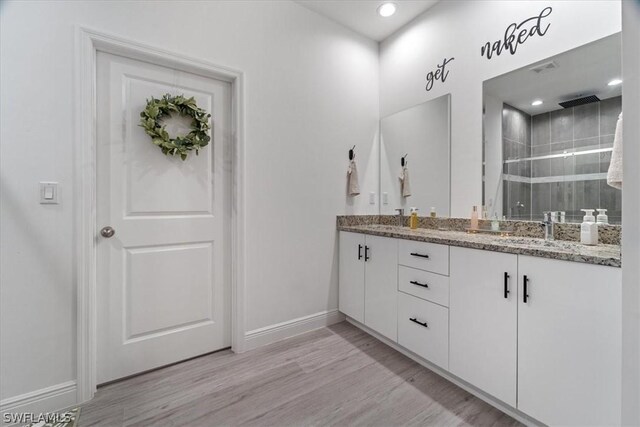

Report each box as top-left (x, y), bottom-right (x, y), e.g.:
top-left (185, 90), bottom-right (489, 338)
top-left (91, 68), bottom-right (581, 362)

top-left (139, 94), bottom-right (211, 161)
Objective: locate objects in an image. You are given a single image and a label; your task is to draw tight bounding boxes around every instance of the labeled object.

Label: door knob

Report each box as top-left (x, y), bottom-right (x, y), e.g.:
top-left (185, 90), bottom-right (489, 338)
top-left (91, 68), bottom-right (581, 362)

top-left (100, 226), bottom-right (115, 238)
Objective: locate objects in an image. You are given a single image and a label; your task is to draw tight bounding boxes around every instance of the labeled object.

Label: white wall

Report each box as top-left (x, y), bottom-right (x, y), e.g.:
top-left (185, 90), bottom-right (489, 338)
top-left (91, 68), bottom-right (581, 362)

top-left (380, 0), bottom-right (621, 217)
top-left (621, 0), bottom-right (640, 424)
top-left (0, 0), bottom-right (379, 406)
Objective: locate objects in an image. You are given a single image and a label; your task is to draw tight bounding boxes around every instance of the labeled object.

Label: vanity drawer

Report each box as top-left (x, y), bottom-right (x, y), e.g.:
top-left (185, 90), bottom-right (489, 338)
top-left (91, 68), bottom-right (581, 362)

top-left (399, 265), bottom-right (449, 307)
top-left (398, 292), bottom-right (449, 370)
top-left (398, 240), bottom-right (449, 275)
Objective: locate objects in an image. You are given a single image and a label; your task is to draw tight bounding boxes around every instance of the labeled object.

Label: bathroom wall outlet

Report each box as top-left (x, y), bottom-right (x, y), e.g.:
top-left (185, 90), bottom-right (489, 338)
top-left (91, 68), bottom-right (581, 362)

top-left (382, 192), bottom-right (388, 205)
top-left (369, 192), bottom-right (376, 205)
top-left (40, 182), bottom-right (59, 204)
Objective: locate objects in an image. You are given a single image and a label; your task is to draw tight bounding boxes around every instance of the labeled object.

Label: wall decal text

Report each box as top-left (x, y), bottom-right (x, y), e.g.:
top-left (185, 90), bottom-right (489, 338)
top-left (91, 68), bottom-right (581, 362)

top-left (481, 6), bottom-right (552, 60)
top-left (425, 57), bottom-right (455, 91)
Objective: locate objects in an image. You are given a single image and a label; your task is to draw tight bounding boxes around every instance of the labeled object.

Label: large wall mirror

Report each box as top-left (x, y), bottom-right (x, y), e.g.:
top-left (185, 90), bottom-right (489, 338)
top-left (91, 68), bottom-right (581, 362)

top-left (483, 34), bottom-right (622, 224)
top-left (380, 94), bottom-right (451, 216)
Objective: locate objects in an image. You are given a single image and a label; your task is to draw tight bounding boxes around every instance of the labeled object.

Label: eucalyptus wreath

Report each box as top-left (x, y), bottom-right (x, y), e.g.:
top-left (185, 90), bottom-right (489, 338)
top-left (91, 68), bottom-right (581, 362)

top-left (139, 94), bottom-right (211, 160)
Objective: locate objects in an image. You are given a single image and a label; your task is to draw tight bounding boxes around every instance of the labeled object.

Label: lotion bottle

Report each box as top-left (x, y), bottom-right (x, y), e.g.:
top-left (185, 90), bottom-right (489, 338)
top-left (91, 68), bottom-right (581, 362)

top-left (410, 207), bottom-right (419, 229)
top-left (470, 206), bottom-right (479, 230)
top-left (580, 209), bottom-right (599, 246)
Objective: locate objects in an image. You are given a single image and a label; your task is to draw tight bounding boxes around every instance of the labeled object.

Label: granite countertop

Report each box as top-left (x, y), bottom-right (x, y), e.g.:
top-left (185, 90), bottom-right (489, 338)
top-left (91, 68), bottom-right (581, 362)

top-left (338, 224), bottom-right (621, 268)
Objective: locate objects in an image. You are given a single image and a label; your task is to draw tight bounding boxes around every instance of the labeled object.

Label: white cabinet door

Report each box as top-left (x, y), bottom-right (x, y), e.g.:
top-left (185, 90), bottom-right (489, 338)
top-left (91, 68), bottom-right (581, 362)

top-left (339, 232), bottom-right (365, 323)
top-left (398, 292), bottom-right (449, 369)
top-left (449, 247), bottom-right (518, 407)
top-left (364, 235), bottom-right (398, 341)
top-left (518, 256), bottom-right (621, 426)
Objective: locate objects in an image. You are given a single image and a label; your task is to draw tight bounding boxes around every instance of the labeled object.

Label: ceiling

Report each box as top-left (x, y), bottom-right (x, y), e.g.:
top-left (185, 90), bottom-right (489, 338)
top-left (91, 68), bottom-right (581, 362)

top-left (294, 0), bottom-right (440, 41)
top-left (484, 34), bottom-right (622, 115)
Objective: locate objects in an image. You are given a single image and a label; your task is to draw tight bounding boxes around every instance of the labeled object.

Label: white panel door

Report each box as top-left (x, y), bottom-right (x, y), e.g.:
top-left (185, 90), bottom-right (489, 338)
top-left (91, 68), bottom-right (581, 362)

top-left (96, 52), bottom-right (231, 383)
top-left (338, 232), bottom-right (365, 322)
top-left (364, 235), bottom-right (398, 341)
top-left (449, 247), bottom-right (518, 407)
top-left (518, 256), bottom-right (621, 426)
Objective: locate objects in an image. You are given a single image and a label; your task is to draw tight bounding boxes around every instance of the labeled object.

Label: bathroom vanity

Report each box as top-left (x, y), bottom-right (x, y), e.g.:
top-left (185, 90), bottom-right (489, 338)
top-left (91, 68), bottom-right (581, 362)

top-left (337, 219), bottom-right (621, 426)
top-left (341, 18), bottom-right (624, 426)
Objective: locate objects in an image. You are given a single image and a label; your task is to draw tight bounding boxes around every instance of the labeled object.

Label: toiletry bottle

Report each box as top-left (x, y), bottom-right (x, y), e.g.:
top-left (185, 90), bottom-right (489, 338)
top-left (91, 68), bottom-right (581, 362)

top-left (596, 209), bottom-right (609, 225)
top-left (580, 209), bottom-right (599, 246)
top-left (491, 214), bottom-right (500, 231)
top-left (560, 211), bottom-right (566, 223)
top-left (482, 205), bottom-right (488, 220)
top-left (470, 206), bottom-right (479, 230)
top-left (410, 208), bottom-right (419, 229)
top-left (430, 207), bottom-right (436, 218)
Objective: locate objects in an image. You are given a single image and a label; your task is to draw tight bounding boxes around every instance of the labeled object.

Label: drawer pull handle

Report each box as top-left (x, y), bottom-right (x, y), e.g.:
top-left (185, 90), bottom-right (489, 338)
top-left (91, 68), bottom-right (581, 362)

top-left (410, 252), bottom-right (430, 259)
top-left (409, 317), bottom-right (428, 328)
top-left (504, 272), bottom-right (510, 299)
top-left (409, 280), bottom-right (429, 288)
top-left (523, 275), bottom-right (529, 303)
top-left (364, 246), bottom-right (370, 261)
top-left (358, 244), bottom-right (363, 260)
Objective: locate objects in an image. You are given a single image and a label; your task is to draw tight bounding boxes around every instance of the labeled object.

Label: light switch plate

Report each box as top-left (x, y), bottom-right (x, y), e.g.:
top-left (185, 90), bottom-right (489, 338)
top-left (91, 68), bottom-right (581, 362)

top-left (369, 192), bottom-right (376, 205)
top-left (382, 192), bottom-right (388, 205)
top-left (40, 182), bottom-right (59, 204)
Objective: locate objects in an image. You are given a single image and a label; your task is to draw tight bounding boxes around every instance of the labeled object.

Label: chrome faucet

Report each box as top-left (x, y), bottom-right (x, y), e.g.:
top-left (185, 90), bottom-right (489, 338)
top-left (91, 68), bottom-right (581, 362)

top-left (395, 208), bottom-right (405, 227)
top-left (542, 211), bottom-right (554, 241)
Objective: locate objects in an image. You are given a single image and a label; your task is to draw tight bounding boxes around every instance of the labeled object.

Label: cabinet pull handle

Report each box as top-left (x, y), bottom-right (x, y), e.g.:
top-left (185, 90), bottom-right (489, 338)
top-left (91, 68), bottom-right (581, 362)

top-left (409, 317), bottom-right (428, 328)
top-left (364, 246), bottom-right (370, 261)
top-left (358, 244), bottom-right (363, 260)
top-left (410, 280), bottom-right (429, 288)
top-left (410, 252), bottom-right (430, 259)
top-left (523, 275), bottom-right (529, 303)
top-left (504, 272), bottom-right (510, 299)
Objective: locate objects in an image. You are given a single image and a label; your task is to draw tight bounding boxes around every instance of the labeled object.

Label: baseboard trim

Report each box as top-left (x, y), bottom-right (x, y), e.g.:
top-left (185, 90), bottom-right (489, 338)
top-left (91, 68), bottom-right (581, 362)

top-left (245, 309), bottom-right (345, 351)
top-left (1, 381), bottom-right (77, 422)
top-left (345, 318), bottom-right (542, 427)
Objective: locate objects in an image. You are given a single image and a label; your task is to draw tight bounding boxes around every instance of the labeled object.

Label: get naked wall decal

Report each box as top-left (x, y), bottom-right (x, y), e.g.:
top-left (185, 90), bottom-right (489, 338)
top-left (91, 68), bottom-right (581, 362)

top-left (481, 6), bottom-right (552, 60)
top-left (425, 57), bottom-right (455, 92)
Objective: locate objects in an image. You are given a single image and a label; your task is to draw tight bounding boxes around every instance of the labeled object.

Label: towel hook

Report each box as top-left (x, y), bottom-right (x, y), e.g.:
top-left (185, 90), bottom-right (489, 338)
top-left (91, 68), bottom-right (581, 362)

top-left (349, 145), bottom-right (356, 161)
top-left (401, 153), bottom-right (408, 167)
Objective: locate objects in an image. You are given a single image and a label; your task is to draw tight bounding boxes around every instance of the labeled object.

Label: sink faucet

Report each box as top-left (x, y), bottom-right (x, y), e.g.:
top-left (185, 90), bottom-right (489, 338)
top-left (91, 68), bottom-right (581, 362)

top-left (542, 211), bottom-right (554, 241)
top-left (395, 208), bottom-right (405, 227)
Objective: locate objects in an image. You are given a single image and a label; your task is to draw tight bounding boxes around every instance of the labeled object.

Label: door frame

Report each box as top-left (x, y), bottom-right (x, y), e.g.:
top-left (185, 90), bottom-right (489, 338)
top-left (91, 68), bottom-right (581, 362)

top-left (74, 27), bottom-right (246, 403)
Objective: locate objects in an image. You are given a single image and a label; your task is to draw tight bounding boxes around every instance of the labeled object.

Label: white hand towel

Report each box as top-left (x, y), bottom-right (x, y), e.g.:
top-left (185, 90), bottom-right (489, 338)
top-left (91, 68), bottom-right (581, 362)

top-left (607, 112), bottom-right (623, 189)
top-left (399, 166), bottom-right (411, 197)
top-left (347, 160), bottom-right (360, 196)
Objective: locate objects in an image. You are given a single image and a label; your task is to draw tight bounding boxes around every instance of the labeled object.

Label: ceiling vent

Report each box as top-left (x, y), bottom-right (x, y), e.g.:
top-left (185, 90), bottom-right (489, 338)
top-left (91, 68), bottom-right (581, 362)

top-left (529, 61), bottom-right (558, 74)
top-left (559, 95), bottom-right (600, 109)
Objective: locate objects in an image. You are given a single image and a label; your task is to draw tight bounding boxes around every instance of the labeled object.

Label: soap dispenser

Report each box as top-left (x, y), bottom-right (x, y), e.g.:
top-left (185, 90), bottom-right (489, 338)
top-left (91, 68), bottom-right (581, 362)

top-left (596, 209), bottom-right (609, 225)
top-left (410, 207), bottom-right (419, 229)
top-left (491, 214), bottom-right (500, 231)
top-left (580, 209), bottom-right (599, 246)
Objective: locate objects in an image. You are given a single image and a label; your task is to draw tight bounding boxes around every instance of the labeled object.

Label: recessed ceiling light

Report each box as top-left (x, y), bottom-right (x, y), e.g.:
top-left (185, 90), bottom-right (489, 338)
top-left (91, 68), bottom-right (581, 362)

top-left (531, 100), bottom-right (543, 106)
top-left (608, 78), bottom-right (622, 86)
top-left (377, 2), bottom-right (397, 17)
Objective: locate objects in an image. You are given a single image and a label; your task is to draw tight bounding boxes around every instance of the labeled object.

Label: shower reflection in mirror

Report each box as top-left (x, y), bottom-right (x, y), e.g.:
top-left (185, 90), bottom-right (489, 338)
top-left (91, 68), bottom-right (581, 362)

top-left (483, 33), bottom-right (622, 224)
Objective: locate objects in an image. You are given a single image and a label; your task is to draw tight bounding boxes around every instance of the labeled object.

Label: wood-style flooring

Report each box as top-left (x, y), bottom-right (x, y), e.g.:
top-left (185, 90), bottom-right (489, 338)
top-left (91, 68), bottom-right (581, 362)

top-left (79, 321), bottom-right (522, 426)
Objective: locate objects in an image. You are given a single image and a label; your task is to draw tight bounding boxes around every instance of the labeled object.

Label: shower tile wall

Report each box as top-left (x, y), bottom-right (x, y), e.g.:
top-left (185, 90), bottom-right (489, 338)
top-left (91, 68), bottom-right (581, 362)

top-left (529, 96), bottom-right (622, 223)
top-left (502, 104), bottom-right (532, 220)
